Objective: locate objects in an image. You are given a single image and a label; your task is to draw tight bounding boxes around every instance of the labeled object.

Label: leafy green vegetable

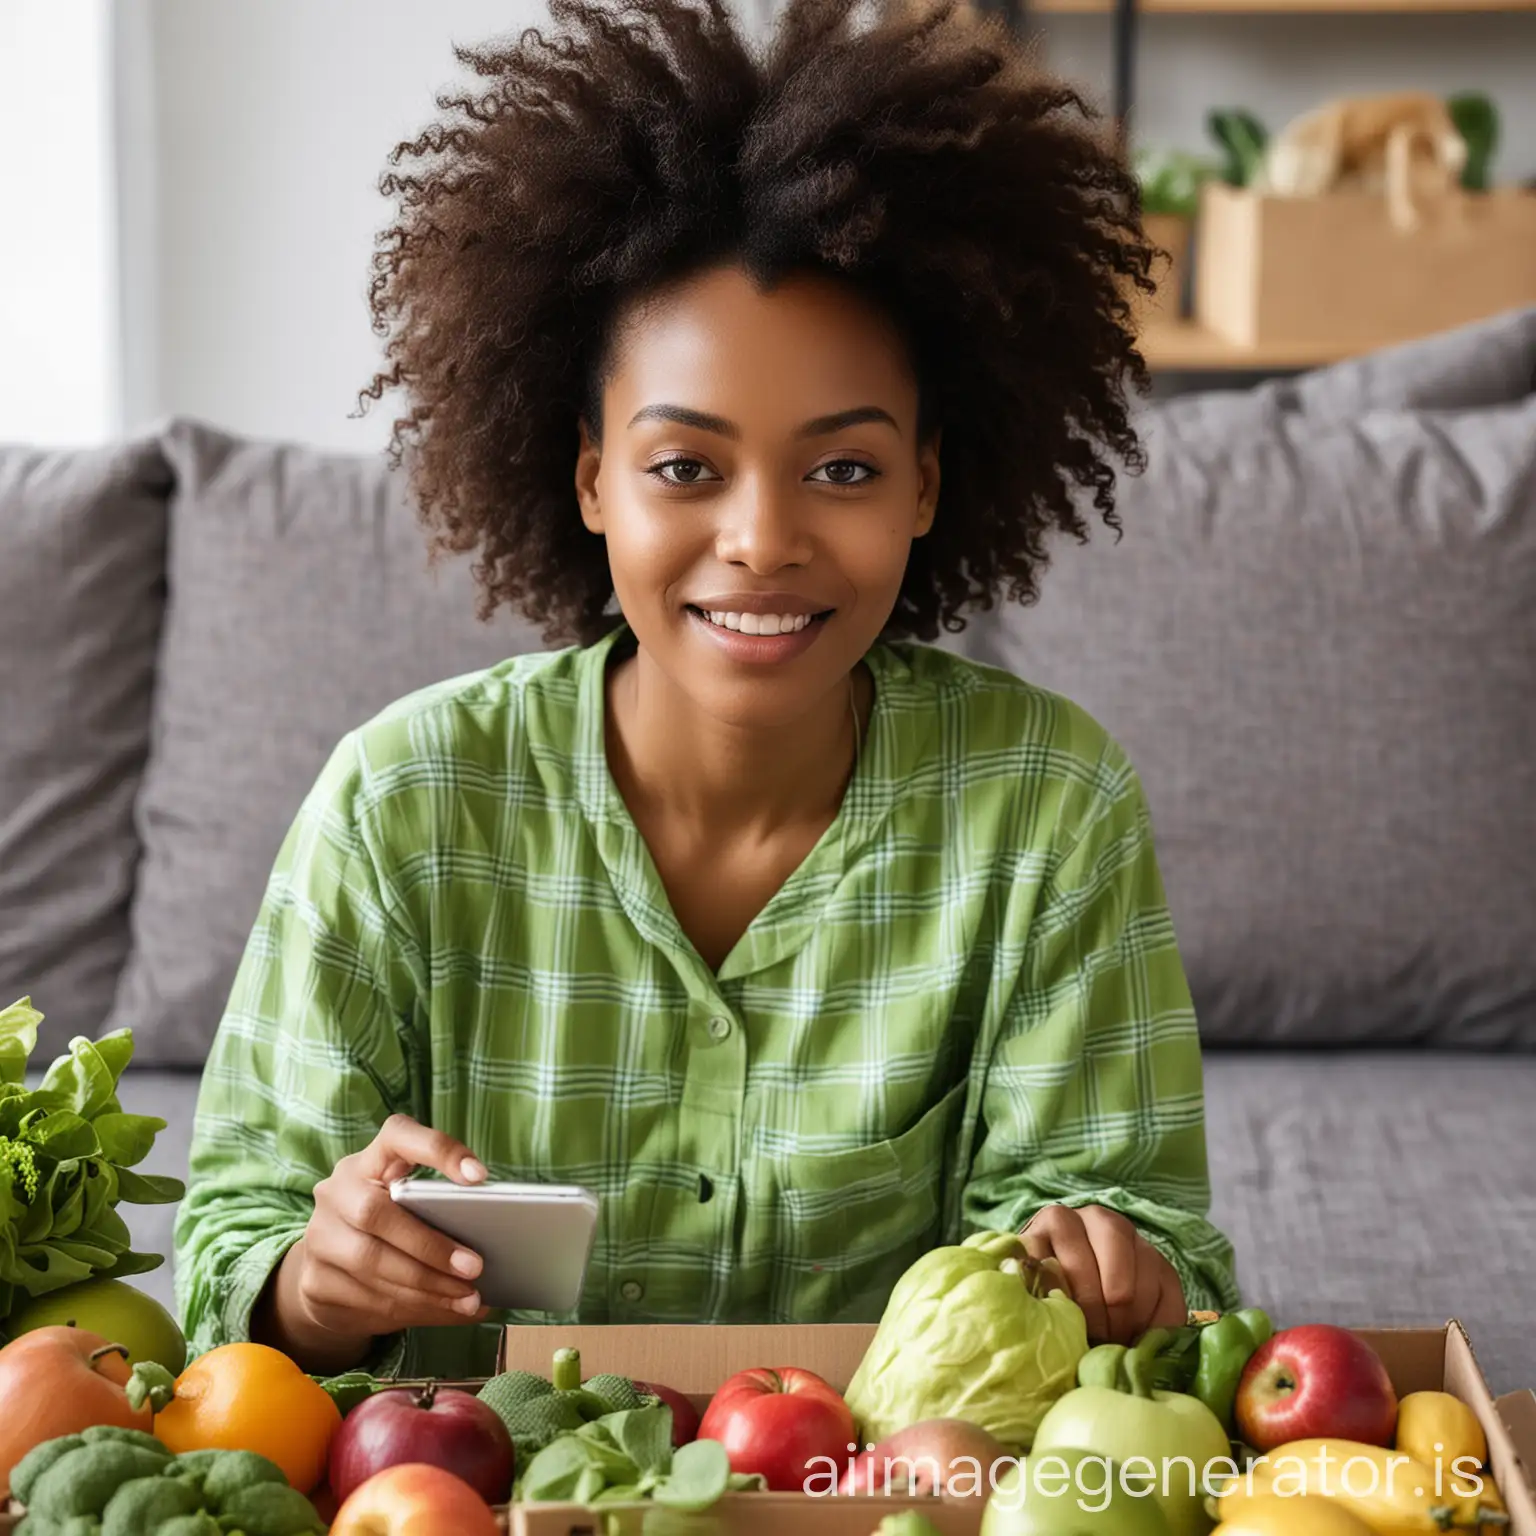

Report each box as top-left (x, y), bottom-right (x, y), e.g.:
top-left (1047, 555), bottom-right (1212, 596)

top-left (1134, 146), bottom-right (1221, 219)
top-left (1206, 108), bottom-right (1269, 187)
top-left (650, 1438), bottom-right (731, 1513)
top-left (0, 998), bottom-right (184, 1333)
top-left (1447, 92), bottom-right (1499, 191)
top-left (843, 1230), bottom-right (1089, 1455)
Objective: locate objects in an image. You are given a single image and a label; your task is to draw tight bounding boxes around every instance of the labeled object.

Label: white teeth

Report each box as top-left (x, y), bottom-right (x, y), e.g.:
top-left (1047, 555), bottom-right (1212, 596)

top-left (699, 610), bottom-right (814, 635)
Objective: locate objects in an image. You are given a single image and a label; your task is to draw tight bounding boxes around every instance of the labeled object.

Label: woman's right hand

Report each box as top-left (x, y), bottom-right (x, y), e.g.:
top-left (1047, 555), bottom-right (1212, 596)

top-left (256, 1114), bottom-right (492, 1372)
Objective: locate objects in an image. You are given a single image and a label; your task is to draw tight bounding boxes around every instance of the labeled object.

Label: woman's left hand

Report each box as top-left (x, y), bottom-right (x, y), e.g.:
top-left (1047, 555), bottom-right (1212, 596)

top-left (1021, 1204), bottom-right (1187, 1345)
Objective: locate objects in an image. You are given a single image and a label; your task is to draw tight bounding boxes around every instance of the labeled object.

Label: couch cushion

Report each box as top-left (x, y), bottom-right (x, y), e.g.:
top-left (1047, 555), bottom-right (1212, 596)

top-left (108, 420), bottom-right (546, 1066)
top-left (0, 436), bottom-right (171, 1055)
top-left (960, 389), bottom-right (1536, 1048)
top-left (1203, 1050), bottom-right (1536, 1397)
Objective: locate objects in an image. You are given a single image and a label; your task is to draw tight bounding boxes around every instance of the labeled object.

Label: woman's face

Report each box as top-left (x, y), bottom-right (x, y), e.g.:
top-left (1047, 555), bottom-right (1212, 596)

top-left (575, 261), bottom-right (940, 729)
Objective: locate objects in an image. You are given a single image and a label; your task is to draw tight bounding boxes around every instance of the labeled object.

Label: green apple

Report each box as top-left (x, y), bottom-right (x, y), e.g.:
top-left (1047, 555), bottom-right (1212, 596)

top-left (5, 1277), bottom-right (186, 1374)
top-left (981, 1449), bottom-right (1174, 1535)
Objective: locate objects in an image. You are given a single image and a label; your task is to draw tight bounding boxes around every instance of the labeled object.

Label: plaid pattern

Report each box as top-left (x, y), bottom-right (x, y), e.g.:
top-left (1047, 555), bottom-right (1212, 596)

top-left (176, 624), bottom-right (1238, 1377)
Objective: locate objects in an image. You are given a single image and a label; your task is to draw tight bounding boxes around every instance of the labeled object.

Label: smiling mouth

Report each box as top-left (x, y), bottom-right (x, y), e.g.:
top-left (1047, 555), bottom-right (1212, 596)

top-left (685, 606), bottom-right (834, 636)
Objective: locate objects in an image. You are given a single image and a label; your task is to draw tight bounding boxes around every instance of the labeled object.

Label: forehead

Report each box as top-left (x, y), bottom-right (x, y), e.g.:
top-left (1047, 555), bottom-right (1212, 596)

top-left (605, 262), bottom-right (918, 413)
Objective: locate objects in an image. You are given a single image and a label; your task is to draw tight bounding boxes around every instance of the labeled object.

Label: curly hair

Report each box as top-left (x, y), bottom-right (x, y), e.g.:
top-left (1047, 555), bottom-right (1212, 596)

top-left (362, 0), bottom-right (1155, 646)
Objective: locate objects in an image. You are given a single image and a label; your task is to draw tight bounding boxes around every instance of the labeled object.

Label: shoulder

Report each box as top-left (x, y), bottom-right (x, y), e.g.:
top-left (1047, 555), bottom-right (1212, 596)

top-left (309, 644), bottom-right (585, 822)
top-left (874, 640), bottom-right (1144, 847)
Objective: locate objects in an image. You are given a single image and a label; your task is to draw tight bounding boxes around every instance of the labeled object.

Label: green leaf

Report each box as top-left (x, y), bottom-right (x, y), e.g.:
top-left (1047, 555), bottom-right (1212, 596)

top-left (48, 1236), bottom-right (120, 1269)
top-left (92, 1113), bottom-right (166, 1169)
top-left (21, 1109), bottom-right (102, 1162)
top-left (1447, 92), bottom-right (1499, 191)
top-left (652, 1438), bottom-right (730, 1513)
top-left (1206, 107), bottom-right (1269, 187)
top-left (9, 1240), bottom-right (97, 1297)
top-left (38, 1038), bottom-right (117, 1119)
top-left (0, 999), bottom-right (42, 1086)
top-left (102, 1248), bottom-right (167, 1278)
top-left (602, 1406), bottom-right (674, 1479)
top-left (114, 1168), bottom-right (186, 1205)
top-left (90, 1030), bottom-right (135, 1087)
top-left (522, 1437), bottom-right (610, 1502)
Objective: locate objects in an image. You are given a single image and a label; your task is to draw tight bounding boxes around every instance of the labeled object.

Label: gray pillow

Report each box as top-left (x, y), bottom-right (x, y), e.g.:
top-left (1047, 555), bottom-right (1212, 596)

top-left (0, 436), bottom-right (171, 1056)
top-left (962, 391), bottom-right (1536, 1049)
top-left (108, 420), bottom-right (547, 1066)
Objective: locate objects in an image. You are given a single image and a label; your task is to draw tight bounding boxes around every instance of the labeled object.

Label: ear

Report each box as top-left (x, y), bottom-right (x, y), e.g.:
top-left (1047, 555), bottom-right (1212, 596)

top-left (575, 417), bottom-right (605, 535)
top-left (913, 427), bottom-right (941, 539)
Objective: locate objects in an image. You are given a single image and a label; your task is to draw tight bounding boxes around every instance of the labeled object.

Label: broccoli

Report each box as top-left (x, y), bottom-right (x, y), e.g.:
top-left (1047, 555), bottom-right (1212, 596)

top-left (211, 1483), bottom-right (326, 1536)
top-left (24, 1442), bottom-right (171, 1520)
top-left (197, 1450), bottom-right (289, 1510)
top-left (100, 1474), bottom-right (204, 1536)
top-left (156, 1517), bottom-right (223, 1536)
top-left (9, 1436), bottom-right (87, 1507)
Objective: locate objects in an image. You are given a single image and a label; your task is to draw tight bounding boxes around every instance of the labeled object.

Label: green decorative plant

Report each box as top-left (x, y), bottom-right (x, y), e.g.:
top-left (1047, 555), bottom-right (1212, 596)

top-left (1134, 145), bottom-right (1222, 220)
top-left (0, 998), bottom-right (184, 1337)
top-left (1206, 107), bottom-right (1270, 188)
top-left (1446, 92), bottom-right (1500, 191)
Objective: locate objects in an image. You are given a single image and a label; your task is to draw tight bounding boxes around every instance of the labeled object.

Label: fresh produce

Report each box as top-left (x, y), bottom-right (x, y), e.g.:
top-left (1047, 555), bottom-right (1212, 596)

top-left (518, 1404), bottom-right (761, 1508)
top-left (1209, 1492), bottom-right (1373, 1534)
top-left (840, 1418), bottom-right (1010, 1497)
top-left (980, 1448), bottom-right (1175, 1535)
top-left (1078, 1326), bottom-right (1202, 1396)
top-left (1211, 1437), bottom-right (1508, 1533)
top-left (1031, 1338), bottom-right (1232, 1536)
top-left (1394, 1390), bottom-right (1487, 1477)
top-left (327, 1381), bottom-right (515, 1505)
top-left (312, 1370), bottom-right (383, 1416)
top-left (844, 1230), bottom-right (1088, 1453)
top-left (870, 1515), bottom-right (946, 1536)
top-left (1191, 1309), bottom-right (1273, 1432)
top-left (328, 1463), bottom-right (500, 1536)
top-left (476, 1347), bottom-right (650, 1463)
top-left (634, 1379), bottom-right (700, 1445)
top-left (1235, 1326), bottom-right (1397, 1452)
top-left (140, 1342), bottom-right (342, 1494)
top-left (5, 1277), bottom-right (187, 1374)
top-left (0, 1327), bottom-right (156, 1498)
top-left (697, 1365), bottom-right (856, 1492)
top-left (8, 1430), bottom-right (325, 1534)
top-left (0, 1000), bottom-right (184, 1334)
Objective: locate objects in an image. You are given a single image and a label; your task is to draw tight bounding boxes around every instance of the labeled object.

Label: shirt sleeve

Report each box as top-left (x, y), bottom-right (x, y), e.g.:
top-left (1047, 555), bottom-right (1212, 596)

top-left (960, 752), bottom-right (1241, 1315)
top-left (174, 731), bottom-right (422, 1371)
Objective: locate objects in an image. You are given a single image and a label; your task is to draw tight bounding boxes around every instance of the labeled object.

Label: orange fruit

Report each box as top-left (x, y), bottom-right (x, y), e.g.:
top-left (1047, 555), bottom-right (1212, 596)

top-left (154, 1342), bottom-right (341, 1493)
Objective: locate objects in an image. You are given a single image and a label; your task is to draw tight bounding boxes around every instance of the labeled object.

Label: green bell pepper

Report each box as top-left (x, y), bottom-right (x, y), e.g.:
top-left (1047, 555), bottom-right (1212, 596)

top-left (1077, 1326), bottom-right (1202, 1396)
top-left (1190, 1307), bottom-right (1272, 1431)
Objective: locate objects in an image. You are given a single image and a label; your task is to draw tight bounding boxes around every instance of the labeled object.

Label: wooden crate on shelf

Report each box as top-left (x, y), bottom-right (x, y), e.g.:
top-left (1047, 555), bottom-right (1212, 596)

top-left (1193, 180), bottom-right (1536, 355)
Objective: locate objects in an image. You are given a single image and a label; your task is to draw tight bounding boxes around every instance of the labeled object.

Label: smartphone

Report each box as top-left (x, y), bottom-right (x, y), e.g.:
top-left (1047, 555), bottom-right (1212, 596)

top-left (389, 1177), bottom-right (600, 1313)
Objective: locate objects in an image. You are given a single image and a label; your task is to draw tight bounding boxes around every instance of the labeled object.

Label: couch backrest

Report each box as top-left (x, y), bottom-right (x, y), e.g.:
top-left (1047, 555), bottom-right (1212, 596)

top-left (3, 307), bottom-right (1534, 1064)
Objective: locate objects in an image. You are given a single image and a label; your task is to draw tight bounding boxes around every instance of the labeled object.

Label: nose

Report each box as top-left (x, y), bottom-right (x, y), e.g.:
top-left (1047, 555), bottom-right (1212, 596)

top-left (714, 475), bottom-right (814, 573)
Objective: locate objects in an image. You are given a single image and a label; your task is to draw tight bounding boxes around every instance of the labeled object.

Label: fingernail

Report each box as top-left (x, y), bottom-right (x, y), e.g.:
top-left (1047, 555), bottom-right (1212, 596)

top-left (460, 1158), bottom-right (487, 1183)
top-left (450, 1248), bottom-right (482, 1278)
top-left (455, 1291), bottom-right (483, 1314)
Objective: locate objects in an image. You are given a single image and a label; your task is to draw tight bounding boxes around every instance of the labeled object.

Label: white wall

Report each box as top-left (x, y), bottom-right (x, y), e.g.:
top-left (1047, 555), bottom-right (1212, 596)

top-left (136, 0), bottom-right (1536, 452)
top-left (0, 0), bottom-right (118, 445)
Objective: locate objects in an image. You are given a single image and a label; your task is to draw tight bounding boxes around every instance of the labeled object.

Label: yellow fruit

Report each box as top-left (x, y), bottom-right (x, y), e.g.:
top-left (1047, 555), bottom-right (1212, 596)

top-left (1212, 1492), bottom-right (1375, 1534)
top-left (153, 1341), bottom-right (341, 1493)
top-left (4, 1278), bottom-right (187, 1375)
top-left (1216, 1439), bottom-right (1453, 1534)
top-left (1394, 1391), bottom-right (1487, 1474)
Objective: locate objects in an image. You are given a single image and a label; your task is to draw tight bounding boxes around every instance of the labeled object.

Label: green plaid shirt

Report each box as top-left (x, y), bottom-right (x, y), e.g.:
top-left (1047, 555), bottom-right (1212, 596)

top-left (176, 623), bottom-right (1238, 1378)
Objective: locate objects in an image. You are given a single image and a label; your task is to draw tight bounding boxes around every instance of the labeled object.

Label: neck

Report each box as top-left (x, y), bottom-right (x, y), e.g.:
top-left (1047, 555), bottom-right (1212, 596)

top-left (604, 642), bottom-right (871, 839)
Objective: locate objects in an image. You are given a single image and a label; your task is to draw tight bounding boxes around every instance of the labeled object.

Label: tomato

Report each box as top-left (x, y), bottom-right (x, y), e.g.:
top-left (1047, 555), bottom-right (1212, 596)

top-left (697, 1366), bottom-right (856, 1492)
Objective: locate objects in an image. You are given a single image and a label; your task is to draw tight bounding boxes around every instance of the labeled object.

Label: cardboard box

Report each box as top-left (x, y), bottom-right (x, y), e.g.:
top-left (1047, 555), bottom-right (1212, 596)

top-left (1194, 180), bottom-right (1536, 352)
top-left (2, 1322), bottom-right (1532, 1534)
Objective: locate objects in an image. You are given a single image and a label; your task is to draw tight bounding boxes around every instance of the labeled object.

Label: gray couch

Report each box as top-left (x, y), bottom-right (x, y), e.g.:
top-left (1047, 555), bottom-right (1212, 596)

top-left (4, 310), bottom-right (1535, 1391)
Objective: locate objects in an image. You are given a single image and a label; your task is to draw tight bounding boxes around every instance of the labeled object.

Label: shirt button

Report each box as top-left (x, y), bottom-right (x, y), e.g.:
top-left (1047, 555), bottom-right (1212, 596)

top-left (619, 1278), bottom-right (645, 1303)
top-left (708, 1015), bottom-right (732, 1041)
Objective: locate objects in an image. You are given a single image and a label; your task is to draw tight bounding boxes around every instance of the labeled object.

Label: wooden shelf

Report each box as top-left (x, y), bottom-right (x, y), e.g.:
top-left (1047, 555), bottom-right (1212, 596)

top-left (1138, 318), bottom-right (1356, 370)
top-left (1036, 0), bottom-right (1536, 12)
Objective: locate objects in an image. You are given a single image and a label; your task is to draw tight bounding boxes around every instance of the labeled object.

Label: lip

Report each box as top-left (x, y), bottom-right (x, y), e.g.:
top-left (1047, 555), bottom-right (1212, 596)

top-left (686, 592), bottom-right (834, 618)
top-left (686, 606), bottom-right (831, 664)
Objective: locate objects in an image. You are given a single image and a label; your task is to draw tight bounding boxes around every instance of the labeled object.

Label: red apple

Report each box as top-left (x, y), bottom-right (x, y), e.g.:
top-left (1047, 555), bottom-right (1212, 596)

top-left (697, 1366), bottom-right (856, 1492)
top-left (1236, 1324), bottom-right (1398, 1450)
top-left (328, 1382), bottom-right (515, 1505)
top-left (840, 1418), bottom-right (1010, 1498)
top-left (635, 1379), bottom-right (701, 1446)
top-left (329, 1463), bottom-right (499, 1536)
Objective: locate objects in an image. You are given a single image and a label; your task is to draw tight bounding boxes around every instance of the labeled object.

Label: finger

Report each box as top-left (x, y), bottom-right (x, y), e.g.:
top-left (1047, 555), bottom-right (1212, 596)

top-left (1024, 1207), bottom-right (1109, 1343)
top-left (1080, 1206), bottom-right (1140, 1344)
top-left (1149, 1256), bottom-right (1189, 1331)
top-left (1128, 1239), bottom-right (1165, 1341)
top-left (359, 1114), bottom-right (488, 1187)
top-left (302, 1260), bottom-right (493, 1333)
top-left (330, 1226), bottom-right (484, 1303)
top-left (322, 1178), bottom-right (484, 1282)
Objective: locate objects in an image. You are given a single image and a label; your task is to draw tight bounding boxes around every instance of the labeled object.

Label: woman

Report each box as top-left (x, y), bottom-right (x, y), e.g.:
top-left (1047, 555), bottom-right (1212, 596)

top-left (176, 0), bottom-right (1239, 1381)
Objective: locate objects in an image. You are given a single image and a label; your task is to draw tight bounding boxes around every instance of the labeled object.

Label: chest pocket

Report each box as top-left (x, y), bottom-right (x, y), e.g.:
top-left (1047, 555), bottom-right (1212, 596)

top-left (771, 1081), bottom-right (968, 1322)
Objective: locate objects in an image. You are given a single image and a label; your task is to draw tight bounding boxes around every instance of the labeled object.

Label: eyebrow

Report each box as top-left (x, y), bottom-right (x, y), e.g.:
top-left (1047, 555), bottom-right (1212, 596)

top-left (626, 403), bottom-right (901, 439)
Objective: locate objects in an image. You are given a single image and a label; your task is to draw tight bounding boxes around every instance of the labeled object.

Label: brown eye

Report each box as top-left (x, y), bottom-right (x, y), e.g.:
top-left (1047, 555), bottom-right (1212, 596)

top-left (649, 457), bottom-right (720, 486)
top-left (811, 460), bottom-right (878, 485)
